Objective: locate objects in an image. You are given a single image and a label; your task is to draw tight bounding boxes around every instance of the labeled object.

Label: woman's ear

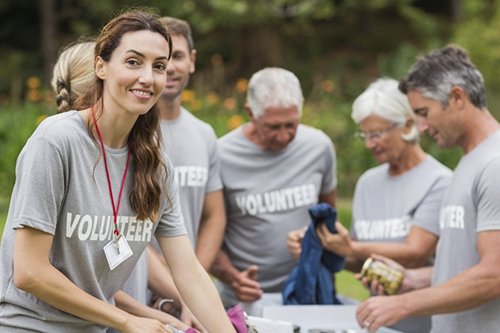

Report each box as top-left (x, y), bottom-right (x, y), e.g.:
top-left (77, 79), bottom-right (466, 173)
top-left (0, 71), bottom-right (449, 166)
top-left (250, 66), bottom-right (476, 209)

top-left (95, 56), bottom-right (106, 80)
top-left (404, 116), bottom-right (414, 133)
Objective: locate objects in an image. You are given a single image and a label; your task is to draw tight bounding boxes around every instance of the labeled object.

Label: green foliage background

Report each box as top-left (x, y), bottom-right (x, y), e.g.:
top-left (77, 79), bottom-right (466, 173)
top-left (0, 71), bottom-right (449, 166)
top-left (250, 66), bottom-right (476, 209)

top-left (1, 0), bottom-right (499, 231)
top-left (1, 0), bottom-right (500, 301)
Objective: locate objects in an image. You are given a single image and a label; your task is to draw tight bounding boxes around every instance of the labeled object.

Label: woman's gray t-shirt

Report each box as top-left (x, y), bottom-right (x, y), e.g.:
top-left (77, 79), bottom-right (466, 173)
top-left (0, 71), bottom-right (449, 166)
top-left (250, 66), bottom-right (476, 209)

top-left (0, 111), bottom-right (186, 333)
top-left (351, 155), bottom-right (452, 333)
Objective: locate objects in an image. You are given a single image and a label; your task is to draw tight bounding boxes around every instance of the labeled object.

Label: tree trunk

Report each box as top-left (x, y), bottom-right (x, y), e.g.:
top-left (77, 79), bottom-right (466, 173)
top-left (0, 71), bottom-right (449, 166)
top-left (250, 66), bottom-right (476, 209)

top-left (39, 0), bottom-right (57, 85)
top-left (450, 0), bottom-right (463, 22)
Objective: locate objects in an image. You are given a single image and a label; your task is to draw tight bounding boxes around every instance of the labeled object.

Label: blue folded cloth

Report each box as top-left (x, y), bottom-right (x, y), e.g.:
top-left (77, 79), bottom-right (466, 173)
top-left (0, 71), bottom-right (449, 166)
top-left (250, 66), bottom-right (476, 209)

top-left (282, 203), bottom-right (345, 305)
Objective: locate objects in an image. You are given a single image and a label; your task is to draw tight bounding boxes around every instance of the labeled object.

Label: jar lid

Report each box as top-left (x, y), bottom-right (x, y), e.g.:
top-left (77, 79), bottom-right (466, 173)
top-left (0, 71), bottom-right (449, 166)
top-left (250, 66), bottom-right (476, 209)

top-left (360, 257), bottom-right (374, 277)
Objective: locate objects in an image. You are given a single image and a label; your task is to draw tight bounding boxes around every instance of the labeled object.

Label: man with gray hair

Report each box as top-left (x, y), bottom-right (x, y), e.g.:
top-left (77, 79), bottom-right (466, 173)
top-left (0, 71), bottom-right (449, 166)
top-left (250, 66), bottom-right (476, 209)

top-left (356, 45), bottom-right (500, 333)
top-left (211, 67), bottom-right (338, 313)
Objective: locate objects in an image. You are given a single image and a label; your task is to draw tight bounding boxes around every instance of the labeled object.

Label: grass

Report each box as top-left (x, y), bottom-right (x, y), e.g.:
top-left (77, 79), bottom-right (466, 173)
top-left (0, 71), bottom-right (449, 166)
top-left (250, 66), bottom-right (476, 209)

top-left (334, 198), bottom-right (370, 302)
top-left (336, 270), bottom-right (369, 302)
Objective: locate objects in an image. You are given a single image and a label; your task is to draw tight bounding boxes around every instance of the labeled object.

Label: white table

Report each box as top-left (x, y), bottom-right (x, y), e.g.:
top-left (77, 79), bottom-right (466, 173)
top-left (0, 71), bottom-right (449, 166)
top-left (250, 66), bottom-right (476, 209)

top-left (262, 305), bottom-right (402, 333)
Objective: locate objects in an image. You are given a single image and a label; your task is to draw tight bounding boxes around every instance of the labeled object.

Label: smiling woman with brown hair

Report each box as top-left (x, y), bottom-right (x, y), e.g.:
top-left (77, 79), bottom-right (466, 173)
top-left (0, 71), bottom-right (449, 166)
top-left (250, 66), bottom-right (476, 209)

top-left (0, 9), bottom-right (235, 333)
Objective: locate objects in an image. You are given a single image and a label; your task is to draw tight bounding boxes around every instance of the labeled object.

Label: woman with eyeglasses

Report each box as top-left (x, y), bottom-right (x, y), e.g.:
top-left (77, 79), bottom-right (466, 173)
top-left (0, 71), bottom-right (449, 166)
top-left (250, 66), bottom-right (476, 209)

top-left (287, 78), bottom-right (452, 333)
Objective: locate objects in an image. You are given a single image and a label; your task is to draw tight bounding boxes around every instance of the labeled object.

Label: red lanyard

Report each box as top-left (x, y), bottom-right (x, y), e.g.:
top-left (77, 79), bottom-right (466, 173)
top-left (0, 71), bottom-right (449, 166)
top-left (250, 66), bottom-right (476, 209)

top-left (92, 111), bottom-right (131, 239)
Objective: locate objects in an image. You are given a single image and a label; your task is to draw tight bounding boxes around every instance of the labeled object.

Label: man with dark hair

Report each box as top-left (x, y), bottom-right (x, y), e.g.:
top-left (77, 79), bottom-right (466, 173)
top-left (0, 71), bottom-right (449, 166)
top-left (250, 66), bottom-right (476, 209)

top-left (131, 17), bottom-right (226, 328)
top-left (356, 45), bottom-right (500, 333)
top-left (157, 17), bottom-right (225, 271)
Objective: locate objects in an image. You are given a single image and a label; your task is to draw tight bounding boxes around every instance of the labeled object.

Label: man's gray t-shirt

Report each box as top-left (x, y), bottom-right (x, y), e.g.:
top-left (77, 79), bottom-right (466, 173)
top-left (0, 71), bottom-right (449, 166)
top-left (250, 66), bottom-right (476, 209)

top-left (160, 108), bottom-right (222, 246)
top-left (218, 124), bottom-right (337, 293)
top-left (351, 155), bottom-right (452, 333)
top-left (0, 111), bottom-right (186, 333)
top-left (431, 131), bottom-right (500, 333)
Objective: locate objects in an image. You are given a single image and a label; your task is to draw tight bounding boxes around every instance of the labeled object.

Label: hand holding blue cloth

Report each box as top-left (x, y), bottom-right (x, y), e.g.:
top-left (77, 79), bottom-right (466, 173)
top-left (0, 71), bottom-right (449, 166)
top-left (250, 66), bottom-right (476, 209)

top-left (282, 203), bottom-right (345, 304)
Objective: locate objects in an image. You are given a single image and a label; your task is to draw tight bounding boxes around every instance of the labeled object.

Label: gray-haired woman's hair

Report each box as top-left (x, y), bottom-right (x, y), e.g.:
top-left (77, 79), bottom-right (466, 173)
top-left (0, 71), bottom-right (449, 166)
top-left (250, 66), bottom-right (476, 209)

top-left (352, 78), bottom-right (419, 142)
top-left (51, 41), bottom-right (96, 113)
top-left (247, 67), bottom-right (304, 119)
top-left (399, 45), bottom-right (486, 108)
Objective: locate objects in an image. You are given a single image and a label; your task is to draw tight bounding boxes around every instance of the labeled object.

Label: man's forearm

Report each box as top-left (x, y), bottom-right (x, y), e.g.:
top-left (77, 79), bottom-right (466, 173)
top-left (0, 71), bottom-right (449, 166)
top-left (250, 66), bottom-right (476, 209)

top-left (404, 266), bottom-right (433, 292)
top-left (196, 219), bottom-right (225, 270)
top-left (196, 190), bottom-right (226, 270)
top-left (398, 264), bottom-right (499, 318)
top-left (210, 250), bottom-right (239, 285)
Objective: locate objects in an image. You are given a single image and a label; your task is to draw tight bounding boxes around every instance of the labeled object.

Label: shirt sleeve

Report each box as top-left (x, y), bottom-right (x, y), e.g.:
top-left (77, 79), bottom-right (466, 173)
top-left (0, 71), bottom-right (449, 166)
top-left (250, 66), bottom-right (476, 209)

top-left (11, 137), bottom-right (66, 235)
top-left (320, 134), bottom-right (337, 195)
top-left (476, 157), bottom-right (500, 232)
top-left (205, 130), bottom-right (223, 193)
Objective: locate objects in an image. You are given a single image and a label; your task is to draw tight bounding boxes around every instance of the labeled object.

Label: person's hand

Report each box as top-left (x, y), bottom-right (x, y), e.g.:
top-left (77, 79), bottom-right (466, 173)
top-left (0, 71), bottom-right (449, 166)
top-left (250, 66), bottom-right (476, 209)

top-left (150, 298), bottom-right (195, 331)
top-left (154, 298), bottom-right (181, 318)
top-left (356, 294), bottom-right (408, 333)
top-left (231, 265), bottom-right (263, 302)
top-left (317, 221), bottom-right (352, 257)
top-left (287, 227), bottom-right (307, 259)
top-left (355, 254), bottom-right (413, 295)
top-left (179, 304), bottom-right (207, 333)
top-left (121, 315), bottom-right (171, 333)
top-left (160, 312), bottom-right (191, 331)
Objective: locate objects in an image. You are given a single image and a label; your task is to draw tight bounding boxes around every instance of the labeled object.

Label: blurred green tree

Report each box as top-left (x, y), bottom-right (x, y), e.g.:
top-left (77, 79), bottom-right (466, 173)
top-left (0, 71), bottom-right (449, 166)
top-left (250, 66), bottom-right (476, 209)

top-left (0, 0), bottom-right (460, 100)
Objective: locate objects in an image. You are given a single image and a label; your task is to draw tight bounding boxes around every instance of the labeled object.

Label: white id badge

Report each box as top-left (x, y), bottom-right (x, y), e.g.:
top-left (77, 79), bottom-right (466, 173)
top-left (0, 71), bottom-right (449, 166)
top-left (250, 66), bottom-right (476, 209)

top-left (103, 235), bottom-right (133, 270)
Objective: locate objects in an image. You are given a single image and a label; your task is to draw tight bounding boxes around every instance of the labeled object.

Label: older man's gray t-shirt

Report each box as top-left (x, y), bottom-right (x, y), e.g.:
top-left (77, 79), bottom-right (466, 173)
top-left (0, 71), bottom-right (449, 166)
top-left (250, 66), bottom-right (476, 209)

top-left (219, 124), bottom-right (337, 292)
top-left (0, 111), bottom-right (186, 333)
top-left (351, 155), bottom-right (452, 333)
top-left (431, 131), bottom-right (500, 333)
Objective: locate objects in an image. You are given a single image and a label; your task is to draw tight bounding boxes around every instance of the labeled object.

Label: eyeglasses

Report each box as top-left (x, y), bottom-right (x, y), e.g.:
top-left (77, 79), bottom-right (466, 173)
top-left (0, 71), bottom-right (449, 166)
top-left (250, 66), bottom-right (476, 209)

top-left (355, 123), bottom-right (400, 141)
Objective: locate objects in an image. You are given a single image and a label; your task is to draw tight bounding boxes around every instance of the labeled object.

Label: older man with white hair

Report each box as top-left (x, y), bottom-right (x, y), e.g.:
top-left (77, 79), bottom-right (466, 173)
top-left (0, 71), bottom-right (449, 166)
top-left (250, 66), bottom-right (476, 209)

top-left (211, 67), bottom-right (338, 314)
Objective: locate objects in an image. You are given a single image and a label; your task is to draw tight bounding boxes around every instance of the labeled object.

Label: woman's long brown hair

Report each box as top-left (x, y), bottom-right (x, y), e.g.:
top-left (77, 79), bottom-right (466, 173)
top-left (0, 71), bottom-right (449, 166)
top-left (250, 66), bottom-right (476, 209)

top-left (75, 9), bottom-right (173, 222)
